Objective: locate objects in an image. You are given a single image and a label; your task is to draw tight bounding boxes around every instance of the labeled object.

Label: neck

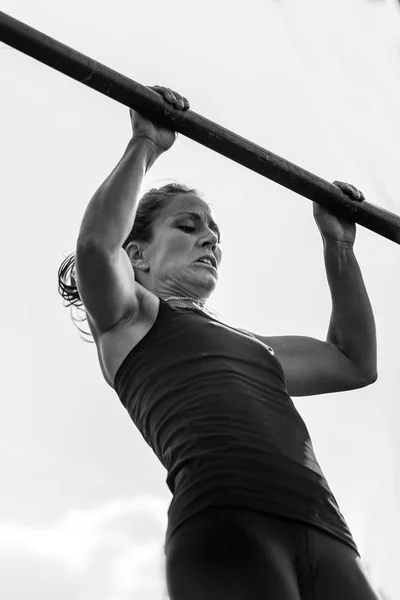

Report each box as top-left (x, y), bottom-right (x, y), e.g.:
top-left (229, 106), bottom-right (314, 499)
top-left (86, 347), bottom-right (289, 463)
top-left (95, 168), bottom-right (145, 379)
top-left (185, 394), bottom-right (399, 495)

top-left (163, 295), bottom-right (222, 321)
top-left (164, 295), bottom-right (206, 305)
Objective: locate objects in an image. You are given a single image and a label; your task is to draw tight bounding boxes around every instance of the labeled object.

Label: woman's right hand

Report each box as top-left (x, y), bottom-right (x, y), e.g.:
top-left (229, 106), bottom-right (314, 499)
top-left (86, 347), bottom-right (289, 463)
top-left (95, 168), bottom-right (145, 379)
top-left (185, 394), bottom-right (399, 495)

top-left (129, 85), bottom-right (190, 155)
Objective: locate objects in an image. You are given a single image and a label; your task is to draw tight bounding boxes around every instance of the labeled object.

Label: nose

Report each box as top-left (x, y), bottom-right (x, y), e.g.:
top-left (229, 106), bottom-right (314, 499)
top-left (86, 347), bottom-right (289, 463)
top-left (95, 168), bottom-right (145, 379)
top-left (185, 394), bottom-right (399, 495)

top-left (202, 228), bottom-right (219, 251)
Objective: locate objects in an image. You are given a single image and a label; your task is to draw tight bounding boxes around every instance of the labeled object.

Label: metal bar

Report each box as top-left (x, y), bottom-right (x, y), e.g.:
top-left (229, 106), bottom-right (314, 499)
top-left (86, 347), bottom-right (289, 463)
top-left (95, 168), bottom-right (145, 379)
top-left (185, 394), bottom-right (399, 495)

top-left (1, 10), bottom-right (400, 245)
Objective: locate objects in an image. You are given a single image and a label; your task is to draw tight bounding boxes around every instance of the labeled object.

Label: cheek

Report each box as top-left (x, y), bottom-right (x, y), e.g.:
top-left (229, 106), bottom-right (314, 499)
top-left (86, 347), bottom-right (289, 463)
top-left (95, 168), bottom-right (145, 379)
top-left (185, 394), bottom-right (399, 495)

top-left (170, 235), bottom-right (192, 253)
top-left (155, 239), bottom-right (189, 267)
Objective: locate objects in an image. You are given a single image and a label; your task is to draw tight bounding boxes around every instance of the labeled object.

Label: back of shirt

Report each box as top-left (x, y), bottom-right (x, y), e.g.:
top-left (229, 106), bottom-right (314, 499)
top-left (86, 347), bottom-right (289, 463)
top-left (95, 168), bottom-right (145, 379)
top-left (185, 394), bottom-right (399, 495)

top-left (114, 298), bottom-right (359, 555)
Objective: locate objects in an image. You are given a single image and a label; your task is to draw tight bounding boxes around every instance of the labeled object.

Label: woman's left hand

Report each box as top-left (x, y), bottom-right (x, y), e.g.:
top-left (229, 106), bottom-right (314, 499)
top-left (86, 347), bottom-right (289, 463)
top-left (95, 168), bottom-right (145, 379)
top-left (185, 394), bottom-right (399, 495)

top-left (313, 181), bottom-right (365, 245)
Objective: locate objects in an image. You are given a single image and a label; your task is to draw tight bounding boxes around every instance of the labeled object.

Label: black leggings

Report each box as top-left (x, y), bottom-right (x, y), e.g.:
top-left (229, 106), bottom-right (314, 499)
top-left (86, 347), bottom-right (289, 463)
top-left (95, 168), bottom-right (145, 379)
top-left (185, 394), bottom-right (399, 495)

top-left (165, 507), bottom-right (382, 600)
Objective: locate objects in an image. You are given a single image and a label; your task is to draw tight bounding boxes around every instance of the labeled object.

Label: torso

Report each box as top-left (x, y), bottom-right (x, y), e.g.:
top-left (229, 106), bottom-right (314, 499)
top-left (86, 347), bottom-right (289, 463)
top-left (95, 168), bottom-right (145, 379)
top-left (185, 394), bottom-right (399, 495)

top-left (86, 284), bottom-right (161, 388)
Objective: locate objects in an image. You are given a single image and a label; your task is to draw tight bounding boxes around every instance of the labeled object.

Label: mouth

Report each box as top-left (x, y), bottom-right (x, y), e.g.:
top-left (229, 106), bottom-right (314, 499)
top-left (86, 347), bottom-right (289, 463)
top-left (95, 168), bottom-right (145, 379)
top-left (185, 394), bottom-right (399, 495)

top-left (194, 254), bottom-right (218, 269)
top-left (193, 261), bottom-right (217, 273)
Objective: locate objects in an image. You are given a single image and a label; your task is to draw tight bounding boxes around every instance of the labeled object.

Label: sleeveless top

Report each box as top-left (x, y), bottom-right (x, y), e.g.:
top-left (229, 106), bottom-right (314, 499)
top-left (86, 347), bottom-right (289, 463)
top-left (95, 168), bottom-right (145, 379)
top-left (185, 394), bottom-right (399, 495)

top-left (114, 298), bottom-right (359, 556)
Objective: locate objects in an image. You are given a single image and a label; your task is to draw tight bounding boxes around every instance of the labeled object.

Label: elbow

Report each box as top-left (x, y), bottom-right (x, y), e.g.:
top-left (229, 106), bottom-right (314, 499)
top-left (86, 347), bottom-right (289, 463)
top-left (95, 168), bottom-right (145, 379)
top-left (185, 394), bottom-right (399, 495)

top-left (360, 370), bottom-right (378, 387)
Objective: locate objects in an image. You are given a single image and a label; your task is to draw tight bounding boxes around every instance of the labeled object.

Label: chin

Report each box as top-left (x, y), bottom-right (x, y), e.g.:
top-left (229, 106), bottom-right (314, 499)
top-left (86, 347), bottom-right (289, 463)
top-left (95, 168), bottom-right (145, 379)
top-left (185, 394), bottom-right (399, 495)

top-left (188, 264), bottom-right (218, 289)
top-left (189, 275), bottom-right (216, 292)
top-left (201, 277), bottom-right (218, 293)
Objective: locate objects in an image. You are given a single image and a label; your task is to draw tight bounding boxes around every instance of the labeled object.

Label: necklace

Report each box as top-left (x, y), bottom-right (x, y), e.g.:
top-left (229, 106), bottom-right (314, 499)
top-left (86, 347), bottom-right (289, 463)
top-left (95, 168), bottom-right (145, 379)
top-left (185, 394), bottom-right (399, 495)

top-left (164, 296), bottom-right (221, 320)
top-left (165, 295), bottom-right (204, 305)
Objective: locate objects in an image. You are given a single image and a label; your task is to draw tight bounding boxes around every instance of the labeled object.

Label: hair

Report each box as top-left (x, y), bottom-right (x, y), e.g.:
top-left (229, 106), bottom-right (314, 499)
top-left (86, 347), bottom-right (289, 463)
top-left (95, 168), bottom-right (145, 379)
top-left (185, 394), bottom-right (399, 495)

top-left (58, 182), bottom-right (201, 342)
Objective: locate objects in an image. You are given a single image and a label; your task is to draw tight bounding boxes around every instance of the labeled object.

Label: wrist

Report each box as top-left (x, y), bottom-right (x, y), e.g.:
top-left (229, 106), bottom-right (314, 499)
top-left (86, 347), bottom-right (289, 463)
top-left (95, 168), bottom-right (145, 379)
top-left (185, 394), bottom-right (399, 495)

top-left (323, 238), bottom-right (355, 251)
top-left (127, 136), bottom-right (162, 170)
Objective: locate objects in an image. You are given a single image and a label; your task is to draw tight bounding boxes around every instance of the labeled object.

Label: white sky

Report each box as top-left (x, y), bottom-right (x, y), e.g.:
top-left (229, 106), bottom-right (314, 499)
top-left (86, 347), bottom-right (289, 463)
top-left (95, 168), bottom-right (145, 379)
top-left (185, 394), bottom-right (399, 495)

top-left (0, 0), bottom-right (399, 598)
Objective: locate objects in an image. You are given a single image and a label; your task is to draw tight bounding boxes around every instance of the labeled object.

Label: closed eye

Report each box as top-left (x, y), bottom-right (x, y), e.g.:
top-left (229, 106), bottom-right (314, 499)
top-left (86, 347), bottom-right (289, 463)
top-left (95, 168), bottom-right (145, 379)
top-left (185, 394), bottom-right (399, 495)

top-left (178, 225), bottom-right (222, 245)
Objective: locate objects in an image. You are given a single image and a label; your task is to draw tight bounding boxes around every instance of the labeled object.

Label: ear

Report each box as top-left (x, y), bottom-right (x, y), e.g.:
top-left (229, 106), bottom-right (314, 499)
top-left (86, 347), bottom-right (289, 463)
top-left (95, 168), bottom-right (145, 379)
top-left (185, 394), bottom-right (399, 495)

top-left (125, 241), bottom-right (146, 269)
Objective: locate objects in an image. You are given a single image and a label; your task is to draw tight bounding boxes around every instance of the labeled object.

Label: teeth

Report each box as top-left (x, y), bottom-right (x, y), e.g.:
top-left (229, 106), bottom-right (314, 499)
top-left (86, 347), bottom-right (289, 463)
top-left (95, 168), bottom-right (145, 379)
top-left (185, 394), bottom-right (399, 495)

top-left (198, 258), bottom-right (213, 266)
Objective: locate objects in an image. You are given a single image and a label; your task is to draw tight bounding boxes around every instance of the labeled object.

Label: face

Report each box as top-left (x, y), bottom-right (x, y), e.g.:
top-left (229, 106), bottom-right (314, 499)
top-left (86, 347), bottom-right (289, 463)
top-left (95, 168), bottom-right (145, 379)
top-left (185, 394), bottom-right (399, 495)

top-left (128, 194), bottom-right (223, 301)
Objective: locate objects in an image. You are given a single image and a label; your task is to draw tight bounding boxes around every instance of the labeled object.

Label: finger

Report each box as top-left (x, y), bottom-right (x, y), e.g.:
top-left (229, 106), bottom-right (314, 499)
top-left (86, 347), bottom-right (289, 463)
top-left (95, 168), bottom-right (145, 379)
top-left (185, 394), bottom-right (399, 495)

top-left (347, 183), bottom-right (365, 201)
top-left (333, 180), bottom-right (352, 192)
top-left (150, 85), bottom-right (175, 104)
top-left (352, 188), bottom-right (364, 200)
top-left (149, 85), bottom-right (164, 94)
top-left (174, 94), bottom-right (185, 109)
top-left (163, 89), bottom-right (185, 110)
top-left (150, 85), bottom-right (189, 110)
top-left (333, 181), bottom-right (364, 201)
top-left (170, 90), bottom-right (188, 110)
top-left (162, 87), bottom-right (176, 105)
top-left (157, 86), bottom-right (183, 109)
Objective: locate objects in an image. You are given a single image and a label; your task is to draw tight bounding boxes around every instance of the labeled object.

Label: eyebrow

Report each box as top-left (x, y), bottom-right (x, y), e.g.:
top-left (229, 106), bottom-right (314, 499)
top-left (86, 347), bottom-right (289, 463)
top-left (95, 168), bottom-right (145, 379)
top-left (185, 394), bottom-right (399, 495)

top-left (175, 211), bottom-right (221, 240)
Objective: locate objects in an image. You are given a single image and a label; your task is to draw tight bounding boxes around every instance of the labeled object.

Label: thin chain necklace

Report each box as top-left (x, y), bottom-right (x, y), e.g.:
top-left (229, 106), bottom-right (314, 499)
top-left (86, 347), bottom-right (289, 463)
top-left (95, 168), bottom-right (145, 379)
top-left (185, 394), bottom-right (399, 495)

top-left (164, 295), bottom-right (221, 320)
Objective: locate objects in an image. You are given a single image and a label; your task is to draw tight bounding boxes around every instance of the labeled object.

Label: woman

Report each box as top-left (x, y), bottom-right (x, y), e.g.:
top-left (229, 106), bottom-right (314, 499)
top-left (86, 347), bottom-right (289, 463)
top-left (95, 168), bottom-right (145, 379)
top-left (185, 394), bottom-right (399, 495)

top-left (58, 86), bottom-right (381, 599)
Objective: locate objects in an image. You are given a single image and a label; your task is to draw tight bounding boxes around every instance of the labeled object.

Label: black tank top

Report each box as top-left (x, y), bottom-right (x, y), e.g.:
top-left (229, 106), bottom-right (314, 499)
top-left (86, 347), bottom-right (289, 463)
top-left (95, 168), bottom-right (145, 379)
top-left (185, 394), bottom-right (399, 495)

top-left (114, 298), bottom-right (359, 555)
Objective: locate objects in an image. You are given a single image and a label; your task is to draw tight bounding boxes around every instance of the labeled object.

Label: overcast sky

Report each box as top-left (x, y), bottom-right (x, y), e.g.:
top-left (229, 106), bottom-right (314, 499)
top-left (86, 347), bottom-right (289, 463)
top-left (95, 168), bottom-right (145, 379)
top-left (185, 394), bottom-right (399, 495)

top-left (1, 1), bottom-right (399, 599)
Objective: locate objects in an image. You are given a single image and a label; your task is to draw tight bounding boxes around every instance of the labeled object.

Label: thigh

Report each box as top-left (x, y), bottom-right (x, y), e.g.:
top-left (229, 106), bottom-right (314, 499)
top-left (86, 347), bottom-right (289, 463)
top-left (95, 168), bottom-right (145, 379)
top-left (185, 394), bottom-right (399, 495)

top-left (308, 527), bottom-right (383, 600)
top-left (165, 508), bottom-right (303, 600)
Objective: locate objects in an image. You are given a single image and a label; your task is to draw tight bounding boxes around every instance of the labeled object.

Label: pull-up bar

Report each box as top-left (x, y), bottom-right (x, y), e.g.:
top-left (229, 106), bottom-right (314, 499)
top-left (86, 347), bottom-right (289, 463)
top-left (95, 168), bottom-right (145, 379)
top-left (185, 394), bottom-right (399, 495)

top-left (1, 11), bottom-right (400, 246)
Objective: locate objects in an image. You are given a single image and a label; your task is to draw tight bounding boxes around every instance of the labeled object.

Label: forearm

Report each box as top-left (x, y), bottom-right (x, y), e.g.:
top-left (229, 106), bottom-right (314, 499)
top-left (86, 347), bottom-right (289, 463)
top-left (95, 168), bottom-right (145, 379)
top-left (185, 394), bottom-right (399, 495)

top-left (324, 240), bottom-right (377, 381)
top-left (77, 137), bottom-right (159, 250)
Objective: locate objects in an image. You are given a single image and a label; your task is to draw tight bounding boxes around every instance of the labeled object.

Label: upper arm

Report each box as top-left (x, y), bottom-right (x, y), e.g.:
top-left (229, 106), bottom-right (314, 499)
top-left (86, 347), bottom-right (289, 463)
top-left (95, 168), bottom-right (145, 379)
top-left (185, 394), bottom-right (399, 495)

top-left (75, 239), bottom-right (140, 334)
top-left (252, 334), bottom-right (375, 397)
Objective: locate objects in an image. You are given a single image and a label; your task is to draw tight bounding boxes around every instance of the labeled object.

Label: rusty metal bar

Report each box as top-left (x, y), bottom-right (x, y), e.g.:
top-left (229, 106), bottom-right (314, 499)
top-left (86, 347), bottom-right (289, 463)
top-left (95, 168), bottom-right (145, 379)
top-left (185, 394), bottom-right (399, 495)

top-left (1, 10), bottom-right (399, 245)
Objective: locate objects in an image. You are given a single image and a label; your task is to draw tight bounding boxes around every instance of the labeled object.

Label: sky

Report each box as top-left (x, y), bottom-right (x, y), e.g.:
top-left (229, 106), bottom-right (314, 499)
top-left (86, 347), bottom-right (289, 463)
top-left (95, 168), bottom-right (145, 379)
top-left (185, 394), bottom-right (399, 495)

top-left (0, 0), bottom-right (399, 598)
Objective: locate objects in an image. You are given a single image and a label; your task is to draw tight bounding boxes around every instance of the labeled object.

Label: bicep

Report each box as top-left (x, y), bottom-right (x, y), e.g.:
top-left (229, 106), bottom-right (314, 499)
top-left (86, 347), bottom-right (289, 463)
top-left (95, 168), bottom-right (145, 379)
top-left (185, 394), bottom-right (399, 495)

top-left (254, 334), bottom-right (368, 397)
top-left (75, 239), bottom-right (140, 334)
